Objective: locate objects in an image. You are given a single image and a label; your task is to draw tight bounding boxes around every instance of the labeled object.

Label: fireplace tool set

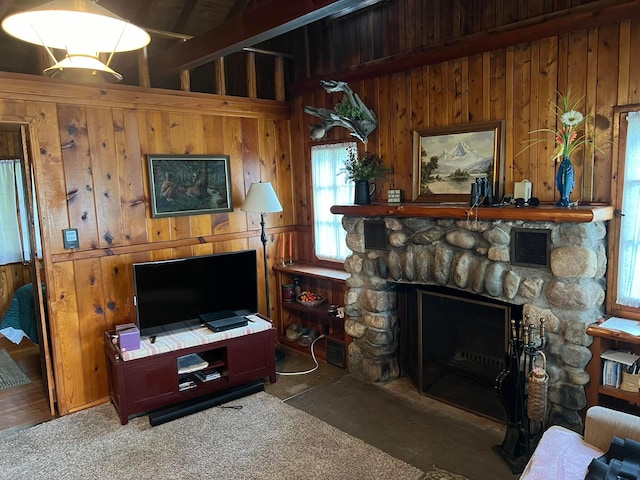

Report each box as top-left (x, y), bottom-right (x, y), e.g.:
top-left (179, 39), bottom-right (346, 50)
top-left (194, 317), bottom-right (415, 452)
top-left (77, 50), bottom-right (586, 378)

top-left (494, 314), bottom-right (547, 474)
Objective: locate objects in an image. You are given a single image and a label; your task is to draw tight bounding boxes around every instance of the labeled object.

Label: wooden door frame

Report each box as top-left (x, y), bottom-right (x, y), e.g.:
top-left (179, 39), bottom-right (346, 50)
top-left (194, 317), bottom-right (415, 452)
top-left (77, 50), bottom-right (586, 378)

top-left (0, 115), bottom-right (57, 416)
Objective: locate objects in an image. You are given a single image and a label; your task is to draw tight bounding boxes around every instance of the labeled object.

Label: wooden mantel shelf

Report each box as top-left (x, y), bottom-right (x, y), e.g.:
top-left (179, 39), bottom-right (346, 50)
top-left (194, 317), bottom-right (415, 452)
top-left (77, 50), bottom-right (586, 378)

top-left (330, 203), bottom-right (614, 223)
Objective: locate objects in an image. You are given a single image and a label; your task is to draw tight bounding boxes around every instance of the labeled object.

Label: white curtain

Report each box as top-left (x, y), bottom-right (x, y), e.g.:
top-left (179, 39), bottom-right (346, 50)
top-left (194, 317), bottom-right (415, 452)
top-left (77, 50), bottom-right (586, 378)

top-left (311, 142), bottom-right (355, 262)
top-left (616, 111), bottom-right (640, 307)
top-left (0, 160), bottom-right (23, 264)
top-left (15, 162), bottom-right (42, 261)
top-left (0, 159), bottom-right (42, 265)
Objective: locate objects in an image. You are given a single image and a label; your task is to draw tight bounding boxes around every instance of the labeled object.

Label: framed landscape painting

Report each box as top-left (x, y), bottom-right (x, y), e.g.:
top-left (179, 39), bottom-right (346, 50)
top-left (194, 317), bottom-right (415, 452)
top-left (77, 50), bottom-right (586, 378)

top-left (147, 154), bottom-right (233, 218)
top-left (412, 120), bottom-right (505, 203)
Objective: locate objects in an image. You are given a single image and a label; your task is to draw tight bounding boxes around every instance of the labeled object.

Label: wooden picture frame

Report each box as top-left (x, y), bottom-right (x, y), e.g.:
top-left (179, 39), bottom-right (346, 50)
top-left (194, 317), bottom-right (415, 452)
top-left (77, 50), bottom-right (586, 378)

top-left (412, 120), bottom-right (505, 203)
top-left (147, 154), bottom-right (233, 218)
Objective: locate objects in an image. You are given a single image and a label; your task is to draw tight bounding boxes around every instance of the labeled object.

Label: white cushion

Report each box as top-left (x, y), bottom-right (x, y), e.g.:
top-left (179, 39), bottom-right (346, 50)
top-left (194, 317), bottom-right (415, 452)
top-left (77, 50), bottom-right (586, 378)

top-left (519, 425), bottom-right (604, 480)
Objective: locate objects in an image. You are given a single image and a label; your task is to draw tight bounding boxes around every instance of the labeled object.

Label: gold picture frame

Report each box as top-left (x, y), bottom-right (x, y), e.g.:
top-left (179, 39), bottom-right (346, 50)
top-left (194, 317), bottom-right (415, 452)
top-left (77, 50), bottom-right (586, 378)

top-left (412, 120), bottom-right (505, 203)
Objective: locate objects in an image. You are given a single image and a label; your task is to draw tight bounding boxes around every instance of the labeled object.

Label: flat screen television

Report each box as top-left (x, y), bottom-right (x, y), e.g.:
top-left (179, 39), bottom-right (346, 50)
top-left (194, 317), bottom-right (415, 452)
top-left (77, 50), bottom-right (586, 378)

top-left (133, 250), bottom-right (258, 337)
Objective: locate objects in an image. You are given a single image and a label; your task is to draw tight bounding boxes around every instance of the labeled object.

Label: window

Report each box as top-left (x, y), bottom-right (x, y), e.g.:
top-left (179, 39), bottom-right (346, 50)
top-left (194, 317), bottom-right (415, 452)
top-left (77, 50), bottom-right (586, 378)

top-left (0, 159), bottom-right (41, 265)
top-left (609, 109), bottom-right (640, 317)
top-left (311, 142), bottom-right (355, 262)
top-left (0, 159), bottom-right (22, 264)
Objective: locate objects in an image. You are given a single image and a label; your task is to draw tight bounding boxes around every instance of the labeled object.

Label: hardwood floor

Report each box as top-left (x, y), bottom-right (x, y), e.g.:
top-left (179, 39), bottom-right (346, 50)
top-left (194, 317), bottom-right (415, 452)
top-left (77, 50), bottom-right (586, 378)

top-left (0, 334), bottom-right (53, 434)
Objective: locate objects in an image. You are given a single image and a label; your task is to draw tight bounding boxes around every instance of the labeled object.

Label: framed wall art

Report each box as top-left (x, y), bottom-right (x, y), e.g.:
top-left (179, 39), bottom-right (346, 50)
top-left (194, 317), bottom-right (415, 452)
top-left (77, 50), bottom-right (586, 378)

top-left (147, 154), bottom-right (233, 218)
top-left (412, 120), bottom-right (505, 203)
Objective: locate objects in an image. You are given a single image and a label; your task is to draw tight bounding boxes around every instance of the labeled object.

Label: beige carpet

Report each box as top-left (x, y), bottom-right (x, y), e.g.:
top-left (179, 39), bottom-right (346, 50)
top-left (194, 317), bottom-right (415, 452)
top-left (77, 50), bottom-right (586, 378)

top-left (0, 391), bottom-right (425, 479)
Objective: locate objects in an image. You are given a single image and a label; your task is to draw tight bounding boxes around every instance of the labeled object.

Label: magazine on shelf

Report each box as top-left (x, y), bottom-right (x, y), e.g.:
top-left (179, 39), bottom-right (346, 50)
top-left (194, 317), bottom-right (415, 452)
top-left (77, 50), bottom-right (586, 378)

top-left (177, 353), bottom-right (209, 374)
top-left (598, 317), bottom-right (640, 336)
top-left (178, 373), bottom-right (197, 391)
top-left (193, 369), bottom-right (221, 382)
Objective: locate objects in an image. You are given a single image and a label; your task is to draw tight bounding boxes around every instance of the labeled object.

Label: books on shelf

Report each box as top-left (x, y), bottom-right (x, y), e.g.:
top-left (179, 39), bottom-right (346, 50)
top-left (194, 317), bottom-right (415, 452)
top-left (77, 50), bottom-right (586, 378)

top-left (178, 373), bottom-right (197, 391)
top-left (193, 369), bottom-right (221, 382)
top-left (177, 353), bottom-right (208, 374)
top-left (601, 349), bottom-right (640, 388)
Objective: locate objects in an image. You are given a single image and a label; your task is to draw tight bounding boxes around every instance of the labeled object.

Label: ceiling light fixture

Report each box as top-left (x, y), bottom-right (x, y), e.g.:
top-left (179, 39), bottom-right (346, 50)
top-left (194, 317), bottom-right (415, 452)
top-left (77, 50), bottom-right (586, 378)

top-left (1, 0), bottom-right (150, 83)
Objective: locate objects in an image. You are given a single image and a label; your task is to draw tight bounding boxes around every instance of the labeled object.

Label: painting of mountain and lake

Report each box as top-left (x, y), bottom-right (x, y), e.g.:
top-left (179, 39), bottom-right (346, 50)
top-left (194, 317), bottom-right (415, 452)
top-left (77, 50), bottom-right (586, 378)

top-left (412, 121), bottom-right (504, 203)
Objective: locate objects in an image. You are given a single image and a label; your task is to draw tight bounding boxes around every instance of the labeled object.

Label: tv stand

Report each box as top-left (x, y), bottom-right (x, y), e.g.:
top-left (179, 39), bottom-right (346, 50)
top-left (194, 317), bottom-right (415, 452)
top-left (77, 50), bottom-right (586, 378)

top-left (104, 317), bottom-right (276, 424)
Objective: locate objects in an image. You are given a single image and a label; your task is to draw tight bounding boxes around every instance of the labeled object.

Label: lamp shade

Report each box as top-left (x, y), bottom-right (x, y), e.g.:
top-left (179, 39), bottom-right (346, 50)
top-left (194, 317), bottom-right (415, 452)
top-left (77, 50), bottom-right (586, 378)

top-left (241, 182), bottom-right (283, 214)
top-left (1, 0), bottom-right (150, 53)
top-left (1, 0), bottom-right (150, 83)
top-left (44, 54), bottom-right (123, 82)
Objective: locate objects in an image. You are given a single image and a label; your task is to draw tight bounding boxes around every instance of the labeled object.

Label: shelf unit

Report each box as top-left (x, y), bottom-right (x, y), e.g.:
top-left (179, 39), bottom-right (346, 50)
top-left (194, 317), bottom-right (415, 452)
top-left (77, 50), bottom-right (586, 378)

top-left (586, 324), bottom-right (640, 413)
top-left (104, 325), bottom-right (276, 424)
top-left (273, 263), bottom-right (350, 366)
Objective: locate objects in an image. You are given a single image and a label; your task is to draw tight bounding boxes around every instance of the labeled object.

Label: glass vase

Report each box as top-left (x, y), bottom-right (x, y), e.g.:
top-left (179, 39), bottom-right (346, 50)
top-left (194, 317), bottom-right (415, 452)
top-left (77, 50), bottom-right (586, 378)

top-left (555, 156), bottom-right (575, 207)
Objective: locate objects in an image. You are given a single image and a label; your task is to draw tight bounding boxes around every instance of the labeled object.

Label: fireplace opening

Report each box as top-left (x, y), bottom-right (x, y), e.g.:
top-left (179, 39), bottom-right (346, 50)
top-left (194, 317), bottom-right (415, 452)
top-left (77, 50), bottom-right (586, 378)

top-left (397, 284), bottom-right (522, 421)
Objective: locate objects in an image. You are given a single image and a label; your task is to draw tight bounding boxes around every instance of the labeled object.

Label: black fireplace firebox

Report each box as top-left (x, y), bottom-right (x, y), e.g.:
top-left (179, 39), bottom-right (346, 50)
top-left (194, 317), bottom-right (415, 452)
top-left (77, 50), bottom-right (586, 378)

top-left (397, 284), bottom-right (522, 421)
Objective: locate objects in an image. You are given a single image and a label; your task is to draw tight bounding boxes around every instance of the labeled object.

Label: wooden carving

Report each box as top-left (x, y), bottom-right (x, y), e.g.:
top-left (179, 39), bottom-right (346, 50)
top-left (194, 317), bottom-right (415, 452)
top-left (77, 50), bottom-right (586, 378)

top-left (304, 80), bottom-right (378, 143)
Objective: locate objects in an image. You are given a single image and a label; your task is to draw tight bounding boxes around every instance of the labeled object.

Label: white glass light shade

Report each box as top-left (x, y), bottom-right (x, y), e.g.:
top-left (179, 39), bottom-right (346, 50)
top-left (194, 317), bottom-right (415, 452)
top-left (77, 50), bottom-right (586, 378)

top-left (241, 182), bottom-right (283, 214)
top-left (1, 0), bottom-right (150, 53)
top-left (44, 54), bottom-right (123, 82)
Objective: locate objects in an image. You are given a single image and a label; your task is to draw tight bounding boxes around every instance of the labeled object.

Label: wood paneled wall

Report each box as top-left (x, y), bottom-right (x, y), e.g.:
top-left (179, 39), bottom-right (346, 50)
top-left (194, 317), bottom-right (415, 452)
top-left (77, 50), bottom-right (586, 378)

top-left (0, 263), bottom-right (31, 319)
top-left (289, 16), bottom-right (640, 240)
top-left (0, 74), bottom-right (294, 414)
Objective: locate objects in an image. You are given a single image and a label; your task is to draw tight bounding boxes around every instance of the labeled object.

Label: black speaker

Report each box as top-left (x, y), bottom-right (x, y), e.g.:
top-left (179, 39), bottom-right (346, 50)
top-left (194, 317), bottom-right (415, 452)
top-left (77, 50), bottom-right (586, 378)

top-left (326, 337), bottom-right (346, 368)
top-left (148, 380), bottom-right (264, 426)
top-left (364, 220), bottom-right (387, 250)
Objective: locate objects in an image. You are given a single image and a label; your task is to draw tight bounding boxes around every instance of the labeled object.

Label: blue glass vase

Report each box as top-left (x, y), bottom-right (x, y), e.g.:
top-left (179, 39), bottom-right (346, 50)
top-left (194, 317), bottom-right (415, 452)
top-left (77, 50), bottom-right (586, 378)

top-left (555, 156), bottom-right (575, 207)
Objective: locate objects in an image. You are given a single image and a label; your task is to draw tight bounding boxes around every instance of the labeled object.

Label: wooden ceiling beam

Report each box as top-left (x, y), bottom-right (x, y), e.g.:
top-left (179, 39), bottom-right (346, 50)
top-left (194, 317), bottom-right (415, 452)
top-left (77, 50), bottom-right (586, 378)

top-left (149, 0), bottom-right (363, 75)
top-left (0, 1), bottom-right (16, 20)
top-left (225, 0), bottom-right (251, 20)
top-left (131, 0), bottom-right (155, 25)
top-left (172, 0), bottom-right (198, 34)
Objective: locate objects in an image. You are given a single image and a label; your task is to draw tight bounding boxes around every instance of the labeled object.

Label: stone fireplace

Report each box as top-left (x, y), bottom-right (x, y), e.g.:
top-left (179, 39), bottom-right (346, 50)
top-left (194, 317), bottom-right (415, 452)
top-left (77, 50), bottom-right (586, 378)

top-left (399, 284), bottom-right (520, 421)
top-left (334, 205), bottom-right (612, 431)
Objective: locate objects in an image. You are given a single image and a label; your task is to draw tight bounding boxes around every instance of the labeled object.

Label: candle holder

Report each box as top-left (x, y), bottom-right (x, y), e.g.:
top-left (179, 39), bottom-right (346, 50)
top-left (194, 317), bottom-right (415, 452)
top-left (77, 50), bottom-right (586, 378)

top-left (288, 255), bottom-right (295, 265)
top-left (280, 257), bottom-right (288, 267)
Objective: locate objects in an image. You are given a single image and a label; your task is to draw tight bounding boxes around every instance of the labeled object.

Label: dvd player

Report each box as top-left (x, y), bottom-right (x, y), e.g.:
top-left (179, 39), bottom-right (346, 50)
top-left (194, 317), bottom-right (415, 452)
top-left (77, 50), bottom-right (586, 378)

top-left (204, 315), bottom-right (248, 332)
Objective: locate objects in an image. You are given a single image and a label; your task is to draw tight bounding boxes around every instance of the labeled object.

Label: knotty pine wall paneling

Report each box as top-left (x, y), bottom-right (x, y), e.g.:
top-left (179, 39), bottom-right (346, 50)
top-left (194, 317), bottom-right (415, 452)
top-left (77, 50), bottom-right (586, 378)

top-left (0, 75), bottom-right (293, 415)
top-left (292, 18), bottom-right (639, 216)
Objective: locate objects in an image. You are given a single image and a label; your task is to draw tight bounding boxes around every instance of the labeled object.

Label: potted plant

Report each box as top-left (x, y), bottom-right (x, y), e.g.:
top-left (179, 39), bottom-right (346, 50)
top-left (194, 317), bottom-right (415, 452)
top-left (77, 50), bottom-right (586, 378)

top-left (341, 147), bottom-right (389, 204)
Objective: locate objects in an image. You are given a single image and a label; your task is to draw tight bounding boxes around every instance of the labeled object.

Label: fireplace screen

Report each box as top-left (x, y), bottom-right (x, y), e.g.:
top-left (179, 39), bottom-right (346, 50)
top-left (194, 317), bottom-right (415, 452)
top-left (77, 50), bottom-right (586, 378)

top-left (408, 288), bottom-right (516, 421)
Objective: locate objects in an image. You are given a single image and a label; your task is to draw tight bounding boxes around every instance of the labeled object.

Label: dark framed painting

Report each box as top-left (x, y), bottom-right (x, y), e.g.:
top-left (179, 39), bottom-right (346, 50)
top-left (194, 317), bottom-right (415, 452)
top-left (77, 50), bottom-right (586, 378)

top-left (412, 120), bottom-right (505, 203)
top-left (147, 154), bottom-right (233, 218)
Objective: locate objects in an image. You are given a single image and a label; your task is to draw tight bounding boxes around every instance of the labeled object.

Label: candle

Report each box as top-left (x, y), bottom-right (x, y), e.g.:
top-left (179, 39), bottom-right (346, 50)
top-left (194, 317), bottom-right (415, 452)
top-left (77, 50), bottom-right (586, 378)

top-left (281, 234), bottom-right (286, 259)
top-left (289, 232), bottom-right (293, 259)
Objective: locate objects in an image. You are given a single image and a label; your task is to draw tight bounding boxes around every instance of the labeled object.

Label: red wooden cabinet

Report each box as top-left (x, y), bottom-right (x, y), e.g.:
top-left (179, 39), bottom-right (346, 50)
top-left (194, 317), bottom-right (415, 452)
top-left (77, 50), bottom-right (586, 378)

top-left (104, 327), bottom-right (276, 424)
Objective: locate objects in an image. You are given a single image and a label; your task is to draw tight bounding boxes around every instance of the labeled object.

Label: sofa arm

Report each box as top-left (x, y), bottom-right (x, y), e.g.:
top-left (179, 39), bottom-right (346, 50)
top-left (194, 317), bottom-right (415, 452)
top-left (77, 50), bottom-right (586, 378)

top-left (584, 406), bottom-right (640, 452)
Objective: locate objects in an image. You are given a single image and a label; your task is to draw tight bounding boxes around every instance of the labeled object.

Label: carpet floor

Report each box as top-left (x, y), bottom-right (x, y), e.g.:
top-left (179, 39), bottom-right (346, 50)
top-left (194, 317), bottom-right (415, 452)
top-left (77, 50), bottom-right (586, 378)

top-left (0, 391), bottom-right (425, 479)
top-left (285, 375), bottom-right (513, 480)
top-left (0, 349), bottom-right (30, 390)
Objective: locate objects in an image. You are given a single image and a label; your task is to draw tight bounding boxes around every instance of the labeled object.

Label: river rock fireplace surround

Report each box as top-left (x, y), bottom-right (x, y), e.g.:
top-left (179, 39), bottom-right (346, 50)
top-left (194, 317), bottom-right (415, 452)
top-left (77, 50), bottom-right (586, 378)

top-left (331, 204), bottom-right (613, 431)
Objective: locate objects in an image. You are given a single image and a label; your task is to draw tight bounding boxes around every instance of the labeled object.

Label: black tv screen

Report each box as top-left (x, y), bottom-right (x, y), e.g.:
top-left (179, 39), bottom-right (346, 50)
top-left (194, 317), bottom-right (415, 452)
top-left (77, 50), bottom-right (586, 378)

top-left (133, 250), bottom-right (258, 337)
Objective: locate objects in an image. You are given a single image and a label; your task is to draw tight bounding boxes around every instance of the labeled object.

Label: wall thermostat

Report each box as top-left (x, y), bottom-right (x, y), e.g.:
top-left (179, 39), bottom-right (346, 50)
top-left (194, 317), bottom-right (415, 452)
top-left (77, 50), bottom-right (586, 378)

top-left (62, 228), bottom-right (80, 249)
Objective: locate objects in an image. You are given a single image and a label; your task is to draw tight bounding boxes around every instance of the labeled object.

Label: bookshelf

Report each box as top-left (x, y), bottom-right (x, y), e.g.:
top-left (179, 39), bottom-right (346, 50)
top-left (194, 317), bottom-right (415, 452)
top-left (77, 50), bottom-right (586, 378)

top-left (586, 323), bottom-right (640, 413)
top-left (273, 263), bottom-right (350, 367)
